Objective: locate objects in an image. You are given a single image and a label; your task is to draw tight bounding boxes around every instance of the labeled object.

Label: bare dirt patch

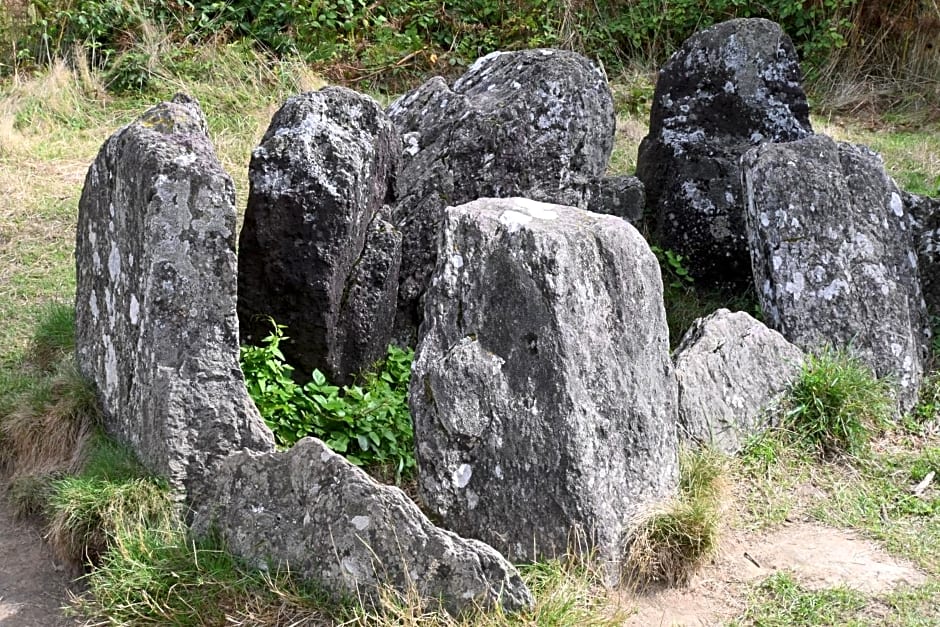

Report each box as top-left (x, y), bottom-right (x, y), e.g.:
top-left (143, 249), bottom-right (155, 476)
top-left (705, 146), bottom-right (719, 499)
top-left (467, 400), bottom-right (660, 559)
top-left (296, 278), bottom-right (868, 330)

top-left (622, 520), bottom-right (926, 626)
top-left (0, 478), bottom-right (80, 626)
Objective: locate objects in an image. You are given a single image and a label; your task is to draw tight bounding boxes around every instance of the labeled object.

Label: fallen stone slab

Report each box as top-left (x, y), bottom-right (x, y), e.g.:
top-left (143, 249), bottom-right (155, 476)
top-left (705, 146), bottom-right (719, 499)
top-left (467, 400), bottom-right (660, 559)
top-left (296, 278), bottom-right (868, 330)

top-left (75, 94), bottom-right (274, 495)
top-left (410, 197), bottom-right (678, 579)
top-left (744, 134), bottom-right (929, 411)
top-left (192, 437), bottom-right (534, 614)
top-left (674, 309), bottom-right (804, 454)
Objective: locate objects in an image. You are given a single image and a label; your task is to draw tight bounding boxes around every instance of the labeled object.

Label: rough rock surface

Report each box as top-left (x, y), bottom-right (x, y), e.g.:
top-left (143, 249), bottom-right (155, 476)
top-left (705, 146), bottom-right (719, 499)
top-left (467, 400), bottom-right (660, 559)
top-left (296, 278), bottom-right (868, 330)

top-left (587, 175), bottom-right (646, 224)
top-left (674, 309), bottom-right (804, 454)
top-left (410, 197), bottom-right (678, 577)
top-left (238, 87), bottom-right (401, 383)
top-left (192, 437), bottom-right (534, 614)
top-left (906, 191), bottom-right (940, 317)
top-left (388, 49), bottom-right (616, 341)
top-left (75, 94), bottom-right (274, 495)
top-left (744, 135), bottom-right (929, 411)
top-left (637, 18), bottom-right (813, 288)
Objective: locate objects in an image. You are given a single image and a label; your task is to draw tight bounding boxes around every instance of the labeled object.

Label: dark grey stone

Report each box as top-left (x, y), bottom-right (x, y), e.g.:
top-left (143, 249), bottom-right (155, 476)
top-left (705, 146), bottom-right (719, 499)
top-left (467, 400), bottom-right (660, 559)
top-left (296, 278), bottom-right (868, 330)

top-left (743, 134), bottom-right (929, 411)
top-left (410, 197), bottom-right (678, 580)
top-left (906, 191), bottom-right (940, 318)
top-left (388, 49), bottom-right (616, 342)
top-left (637, 18), bottom-right (812, 288)
top-left (75, 94), bottom-right (275, 496)
top-left (192, 437), bottom-right (534, 614)
top-left (238, 87), bottom-right (401, 384)
top-left (674, 309), bottom-right (804, 454)
top-left (587, 175), bottom-right (645, 224)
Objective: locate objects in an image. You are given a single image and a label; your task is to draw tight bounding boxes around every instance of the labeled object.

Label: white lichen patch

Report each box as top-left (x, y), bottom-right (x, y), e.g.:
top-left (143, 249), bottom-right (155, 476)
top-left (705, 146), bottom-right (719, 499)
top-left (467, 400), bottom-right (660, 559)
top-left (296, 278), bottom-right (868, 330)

top-left (351, 515), bottom-right (371, 531)
top-left (499, 210), bottom-right (534, 232)
top-left (453, 463), bottom-right (472, 489)
top-left (890, 192), bottom-right (904, 217)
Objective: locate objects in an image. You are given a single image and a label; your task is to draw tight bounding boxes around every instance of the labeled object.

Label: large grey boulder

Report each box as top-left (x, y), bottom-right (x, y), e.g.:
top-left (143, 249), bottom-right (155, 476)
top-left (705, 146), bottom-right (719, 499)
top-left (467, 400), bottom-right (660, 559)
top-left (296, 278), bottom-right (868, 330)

top-left (238, 87), bottom-right (401, 384)
top-left (389, 49), bottom-right (616, 341)
top-left (75, 95), bottom-right (275, 495)
top-left (674, 309), bottom-right (804, 454)
top-left (410, 197), bottom-right (678, 578)
top-left (637, 18), bottom-right (813, 288)
top-left (907, 191), bottom-right (940, 317)
top-left (587, 175), bottom-right (646, 224)
top-left (744, 135), bottom-right (929, 411)
top-left (192, 438), bottom-right (534, 614)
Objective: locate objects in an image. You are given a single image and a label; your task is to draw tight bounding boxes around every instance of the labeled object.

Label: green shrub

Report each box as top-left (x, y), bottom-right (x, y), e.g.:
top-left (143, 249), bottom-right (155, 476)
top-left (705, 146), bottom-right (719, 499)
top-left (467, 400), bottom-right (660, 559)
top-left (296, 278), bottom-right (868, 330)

top-left (783, 347), bottom-right (894, 457)
top-left (240, 322), bottom-right (416, 478)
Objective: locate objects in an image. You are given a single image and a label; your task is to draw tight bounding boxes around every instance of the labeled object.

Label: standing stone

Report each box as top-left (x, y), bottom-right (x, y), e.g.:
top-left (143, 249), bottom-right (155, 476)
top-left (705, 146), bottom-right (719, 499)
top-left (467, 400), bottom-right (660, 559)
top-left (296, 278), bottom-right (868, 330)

top-left (192, 437), bottom-right (534, 615)
top-left (587, 175), bottom-right (646, 224)
top-left (674, 309), bottom-right (804, 454)
top-left (744, 135), bottom-right (929, 411)
top-left (410, 197), bottom-right (678, 578)
top-left (75, 94), bottom-right (274, 495)
top-left (637, 18), bottom-right (813, 288)
top-left (907, 191), bottom-right (940, 318)
top-left (238, 87), bottom-right (401, 384)
top-left (389, 49), bottom-right (616, 342)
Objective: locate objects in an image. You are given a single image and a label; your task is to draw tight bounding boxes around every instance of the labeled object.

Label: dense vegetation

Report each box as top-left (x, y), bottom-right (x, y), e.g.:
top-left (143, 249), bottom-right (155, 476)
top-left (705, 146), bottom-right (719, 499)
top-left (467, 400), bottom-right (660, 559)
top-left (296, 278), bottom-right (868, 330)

top-left (2, 0), bottom-right (938, 104)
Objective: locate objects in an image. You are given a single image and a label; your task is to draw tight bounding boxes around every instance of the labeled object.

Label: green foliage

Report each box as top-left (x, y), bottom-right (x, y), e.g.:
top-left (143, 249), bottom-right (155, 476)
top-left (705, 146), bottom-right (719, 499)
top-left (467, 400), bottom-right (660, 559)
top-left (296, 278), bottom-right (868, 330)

top-left (738, 572), bottom-right (866, 626)
top-left (240, 321), bottom-right (416, 478)
top-left (783, 347), bottom-right (894, 457)
top-left (29, 300), bottom-right (75, 371)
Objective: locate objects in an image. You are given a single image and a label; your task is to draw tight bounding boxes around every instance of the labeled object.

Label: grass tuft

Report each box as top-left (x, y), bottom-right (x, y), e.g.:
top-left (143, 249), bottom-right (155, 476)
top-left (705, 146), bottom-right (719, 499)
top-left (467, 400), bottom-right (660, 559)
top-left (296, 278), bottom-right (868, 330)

top-left (624, 447), bottom-right (728, 586)
top-left (783, 347), bottom-right (895, 458)
top-left (736, 571), bottom-right (867, 626)
top-left (28, 300), bottom-right (75, 371)
top-left (0, 357), bottom-right (98, 480)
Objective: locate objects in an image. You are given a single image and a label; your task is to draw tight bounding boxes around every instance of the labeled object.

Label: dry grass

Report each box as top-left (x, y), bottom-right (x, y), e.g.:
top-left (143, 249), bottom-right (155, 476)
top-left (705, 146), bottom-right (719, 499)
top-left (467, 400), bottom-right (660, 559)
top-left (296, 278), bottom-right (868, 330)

top-left (0, 359), bottom-right (97, 481)
top-left (624, 448), bottom-right (730, 587)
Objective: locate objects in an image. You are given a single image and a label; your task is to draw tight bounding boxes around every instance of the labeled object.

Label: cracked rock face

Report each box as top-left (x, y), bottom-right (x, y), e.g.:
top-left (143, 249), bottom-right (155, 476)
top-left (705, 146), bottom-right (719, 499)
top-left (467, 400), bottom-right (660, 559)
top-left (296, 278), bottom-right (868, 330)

top-left (75, 94), bottom-right (275, 495)
top-left (238, 87), bottom-right (401, 384)
top-left (192, 437), bottom-right (534, 615)
top-left (674, 309), bottom-right (804, 454)
top-left (388, 49), bottom-right (616, 342)
top-left (637, 18), bottom-right (812, 289)
top-left (743, 134), bottom-right (929, 412)
top-left (410, 197), bottom-right (678, 579)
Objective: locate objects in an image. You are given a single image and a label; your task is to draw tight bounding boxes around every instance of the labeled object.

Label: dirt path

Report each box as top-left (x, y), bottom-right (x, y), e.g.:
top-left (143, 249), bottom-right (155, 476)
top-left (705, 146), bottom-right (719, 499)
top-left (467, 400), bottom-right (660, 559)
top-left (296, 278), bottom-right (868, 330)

top-left (0, 480), bottom-right (80, 626)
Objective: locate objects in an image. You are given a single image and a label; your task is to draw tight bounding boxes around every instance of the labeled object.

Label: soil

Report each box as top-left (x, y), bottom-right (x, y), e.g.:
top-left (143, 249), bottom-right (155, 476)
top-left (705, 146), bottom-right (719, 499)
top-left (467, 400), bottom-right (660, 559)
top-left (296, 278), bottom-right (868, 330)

top-left (0, 478), bottom-right (81, 627)
top-left (622, 520), bottom-right (927, 626)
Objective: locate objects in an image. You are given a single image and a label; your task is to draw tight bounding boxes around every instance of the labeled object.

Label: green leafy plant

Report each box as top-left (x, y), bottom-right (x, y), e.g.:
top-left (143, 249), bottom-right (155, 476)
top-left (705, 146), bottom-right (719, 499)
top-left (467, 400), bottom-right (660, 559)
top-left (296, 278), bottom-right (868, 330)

top-left (783, 347), bottom-right (894, 457)
top-left (240, 321), bottom-right (416, 478)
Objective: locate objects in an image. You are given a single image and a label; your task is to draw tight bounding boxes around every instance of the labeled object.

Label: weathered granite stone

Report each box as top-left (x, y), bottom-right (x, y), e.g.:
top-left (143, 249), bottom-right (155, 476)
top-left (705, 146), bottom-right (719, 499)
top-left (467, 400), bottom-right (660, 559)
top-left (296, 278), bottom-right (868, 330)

top-left (744, 135), bottom-right (929, 411)
top-left (587, 175), bottom-right (645, 224)
top-left (388, 49), bottom-right (616, 342)
top-left (637, 18), bottom-right (813, 288)
top-left (75, 94), bottom-right (274, 495)
top-left (410, 197), bottom-right (678, 578)
top-left (674, 309), bottom-right (804, 454)
top-left (906, 191), bottom-right (940, 317)
top-left (192, 437), bottom-right (534, 614)
top-left (238, 87), bottom-right (401, 383)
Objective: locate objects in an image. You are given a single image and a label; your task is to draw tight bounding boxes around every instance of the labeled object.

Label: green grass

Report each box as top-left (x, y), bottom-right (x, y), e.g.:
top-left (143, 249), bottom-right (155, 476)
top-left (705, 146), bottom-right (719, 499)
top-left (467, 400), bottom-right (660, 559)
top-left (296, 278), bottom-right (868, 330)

top-left (735, 572), bottom-right (868, 626)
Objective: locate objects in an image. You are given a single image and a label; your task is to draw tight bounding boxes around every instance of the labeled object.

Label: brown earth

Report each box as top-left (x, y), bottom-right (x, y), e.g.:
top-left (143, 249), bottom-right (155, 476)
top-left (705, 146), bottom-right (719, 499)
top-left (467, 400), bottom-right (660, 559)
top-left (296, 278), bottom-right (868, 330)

top-left (623, 520), bottom-right (927, 626)
top-left (0, 479), bottom-right (80, 627)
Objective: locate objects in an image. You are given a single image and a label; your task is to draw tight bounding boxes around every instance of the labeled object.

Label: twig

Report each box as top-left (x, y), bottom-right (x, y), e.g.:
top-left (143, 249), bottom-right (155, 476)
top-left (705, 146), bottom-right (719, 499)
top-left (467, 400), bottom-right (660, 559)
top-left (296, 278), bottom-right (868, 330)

top-left (912, 470), bottom-right (935, 496)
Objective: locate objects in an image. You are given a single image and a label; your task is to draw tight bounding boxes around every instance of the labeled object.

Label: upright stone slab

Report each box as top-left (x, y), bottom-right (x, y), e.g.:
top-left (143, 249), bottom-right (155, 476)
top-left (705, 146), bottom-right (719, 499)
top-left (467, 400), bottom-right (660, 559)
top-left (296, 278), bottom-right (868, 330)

top-left (587, 175), bottom-right (646, 224)
top-left (637, 18), bottom-right (812, 288)
top-left (674, 309), bottom-right (804, 454)
top-left (238, 87), bottom-right (401, 384)
top-left (411, 197), bottom-right (678, 577)
top-left (389, 49), bottom-right (616, 341)
top-left (907, 191), bottom-right (940, 317)
top-left (744, 135), bottom-right (929, 411)
top-left (75, 95), bottom-right (274, 495)
top-left (192, 438), bottom-right (534, 615)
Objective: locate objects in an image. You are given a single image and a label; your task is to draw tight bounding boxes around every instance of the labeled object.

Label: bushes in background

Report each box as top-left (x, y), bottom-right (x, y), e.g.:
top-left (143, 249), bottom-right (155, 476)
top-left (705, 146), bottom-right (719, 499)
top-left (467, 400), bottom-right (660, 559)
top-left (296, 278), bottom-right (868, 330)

top-left (3, 0), bottom-right (937, 96)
